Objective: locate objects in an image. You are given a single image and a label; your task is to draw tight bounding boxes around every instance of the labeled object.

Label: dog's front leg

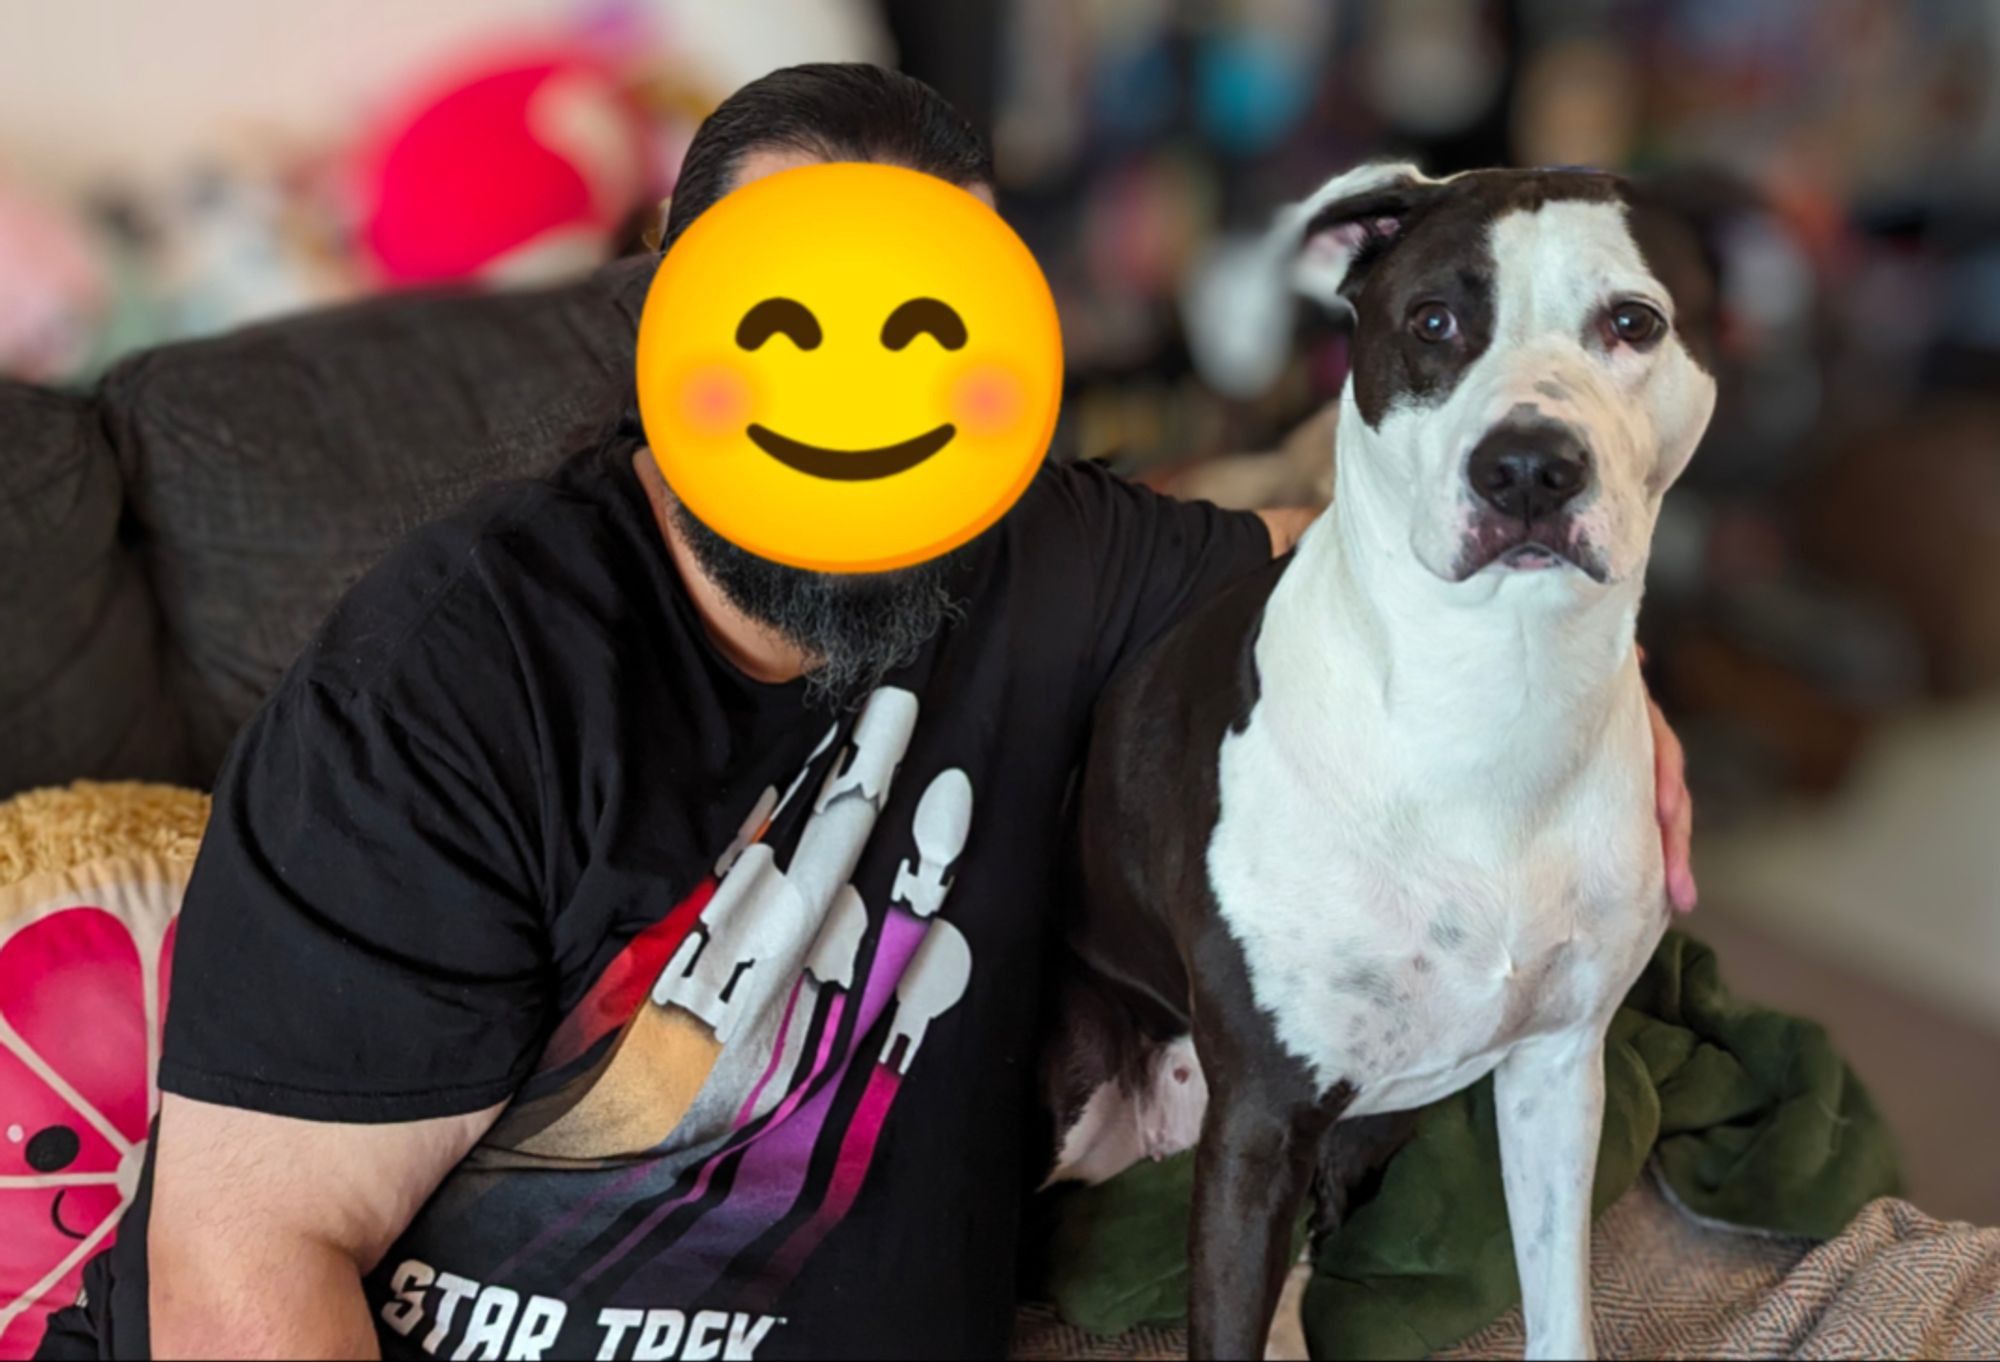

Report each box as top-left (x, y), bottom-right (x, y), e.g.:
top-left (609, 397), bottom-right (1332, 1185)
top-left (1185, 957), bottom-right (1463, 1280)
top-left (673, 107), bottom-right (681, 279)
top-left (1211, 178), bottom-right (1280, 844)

top-left (1493, 1029), bottom-right (1606, 1360)
top-left (1188, 1074), bottom-right (1349, 1360)
top-left (1188, 1098), bottom-right (1317, 1360)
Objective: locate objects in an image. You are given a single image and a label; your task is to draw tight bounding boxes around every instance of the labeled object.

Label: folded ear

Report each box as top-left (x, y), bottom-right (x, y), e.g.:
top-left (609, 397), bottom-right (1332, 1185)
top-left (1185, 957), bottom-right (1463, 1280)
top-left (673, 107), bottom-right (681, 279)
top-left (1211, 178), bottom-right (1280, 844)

top-left (1181, 162), bottom-right (1442, 399)
top-left (1283, 161), bottom-right (1443, 307)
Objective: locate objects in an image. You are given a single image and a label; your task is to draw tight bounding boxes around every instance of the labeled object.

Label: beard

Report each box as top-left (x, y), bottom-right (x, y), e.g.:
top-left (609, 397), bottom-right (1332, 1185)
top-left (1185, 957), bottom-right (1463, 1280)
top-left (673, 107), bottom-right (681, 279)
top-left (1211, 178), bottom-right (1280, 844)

top-left (668, 499), bottom-right (967, 707)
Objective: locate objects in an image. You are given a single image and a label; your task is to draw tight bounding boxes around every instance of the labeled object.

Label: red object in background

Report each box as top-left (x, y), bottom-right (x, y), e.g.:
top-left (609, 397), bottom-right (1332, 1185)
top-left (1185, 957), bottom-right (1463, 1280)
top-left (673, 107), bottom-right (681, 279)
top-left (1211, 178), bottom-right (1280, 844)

top-left (355, 51), bottom-right (652, 286)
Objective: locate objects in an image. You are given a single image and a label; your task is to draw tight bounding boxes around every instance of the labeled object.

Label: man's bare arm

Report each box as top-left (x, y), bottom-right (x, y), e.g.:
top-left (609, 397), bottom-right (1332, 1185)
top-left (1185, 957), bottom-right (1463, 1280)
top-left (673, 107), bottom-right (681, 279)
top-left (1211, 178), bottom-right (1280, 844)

top-left (1255, 506), bottom-right (1321, 557)
top-left (148, 1092), bottom-right (505, 1360)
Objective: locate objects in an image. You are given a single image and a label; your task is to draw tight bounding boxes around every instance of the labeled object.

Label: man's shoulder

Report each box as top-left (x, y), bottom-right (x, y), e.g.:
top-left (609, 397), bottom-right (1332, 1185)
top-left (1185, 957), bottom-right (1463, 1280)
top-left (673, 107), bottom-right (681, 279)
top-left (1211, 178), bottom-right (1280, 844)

top-left (995, 458), bottom-right (1130, 568)
top-left (297, 442), bottom-right (645, 704)
top-left (1011, 456), bottom-right (1118, 524)
top-left (1003, 456), bottom-right (1268, 577)
top-left (1009, 456), bottom-right (1254, 538)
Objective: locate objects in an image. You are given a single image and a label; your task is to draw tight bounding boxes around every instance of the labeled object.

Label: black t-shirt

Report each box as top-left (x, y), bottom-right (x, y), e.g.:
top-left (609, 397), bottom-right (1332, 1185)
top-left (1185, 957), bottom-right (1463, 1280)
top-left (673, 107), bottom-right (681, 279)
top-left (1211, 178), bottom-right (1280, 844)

top-left (66, 438), bottom-right (1268, 1361)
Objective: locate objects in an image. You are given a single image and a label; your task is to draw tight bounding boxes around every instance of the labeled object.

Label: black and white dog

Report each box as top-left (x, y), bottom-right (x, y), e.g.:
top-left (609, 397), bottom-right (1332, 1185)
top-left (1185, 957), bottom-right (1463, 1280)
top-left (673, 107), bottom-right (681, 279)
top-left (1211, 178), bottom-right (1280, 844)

top-left (1045, 164), bottom-right (1718, 1360)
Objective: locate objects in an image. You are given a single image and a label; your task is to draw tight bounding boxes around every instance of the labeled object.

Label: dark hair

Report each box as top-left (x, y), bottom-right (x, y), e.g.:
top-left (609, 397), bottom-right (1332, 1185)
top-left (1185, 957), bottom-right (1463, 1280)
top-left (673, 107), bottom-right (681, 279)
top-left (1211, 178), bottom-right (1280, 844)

top-left (660, 63), bottom-right (994, 249)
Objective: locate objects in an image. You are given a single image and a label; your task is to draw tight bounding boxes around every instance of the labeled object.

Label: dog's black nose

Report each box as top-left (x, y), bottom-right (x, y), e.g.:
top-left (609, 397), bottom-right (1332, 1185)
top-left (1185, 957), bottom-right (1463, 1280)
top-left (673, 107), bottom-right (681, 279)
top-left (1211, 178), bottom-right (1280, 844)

top-left (1467, 426), bottom-right (1590, 521)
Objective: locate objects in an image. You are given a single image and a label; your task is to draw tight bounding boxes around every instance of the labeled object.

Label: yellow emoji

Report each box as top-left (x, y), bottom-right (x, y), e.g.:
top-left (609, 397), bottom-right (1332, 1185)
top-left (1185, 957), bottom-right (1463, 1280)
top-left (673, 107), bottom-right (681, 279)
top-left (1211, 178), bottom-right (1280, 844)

top-left (636, 162), bottom-right (1063, 573)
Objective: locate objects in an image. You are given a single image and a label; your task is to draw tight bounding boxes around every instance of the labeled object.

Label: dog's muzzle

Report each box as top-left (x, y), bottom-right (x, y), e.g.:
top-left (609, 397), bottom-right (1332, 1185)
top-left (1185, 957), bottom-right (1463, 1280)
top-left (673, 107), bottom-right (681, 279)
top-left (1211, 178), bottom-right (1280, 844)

top-left (1455, 420), bottom-right (1606, 581)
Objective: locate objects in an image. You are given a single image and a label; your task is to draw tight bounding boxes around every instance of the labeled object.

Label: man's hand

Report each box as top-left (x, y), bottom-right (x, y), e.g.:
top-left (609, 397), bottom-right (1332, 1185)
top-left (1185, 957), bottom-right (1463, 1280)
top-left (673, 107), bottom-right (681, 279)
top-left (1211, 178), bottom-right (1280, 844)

top-left (149, 1093), bottom-right (505, 1360)
top-left (1647, 692), bottom-right (1697, 912)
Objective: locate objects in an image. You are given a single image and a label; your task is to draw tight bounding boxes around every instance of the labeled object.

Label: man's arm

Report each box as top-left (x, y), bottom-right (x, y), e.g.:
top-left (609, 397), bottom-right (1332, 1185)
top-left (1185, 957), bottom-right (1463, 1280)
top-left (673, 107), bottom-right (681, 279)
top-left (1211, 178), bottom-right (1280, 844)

top-left (1255, 506), bottom-right (1320, 556)
top-left (148, 1093), bottom-right (506, 1360)
top-left (144, 663), bottom-right (551, 1355)
top-left (1650, 697), bottom-right (1697, 912)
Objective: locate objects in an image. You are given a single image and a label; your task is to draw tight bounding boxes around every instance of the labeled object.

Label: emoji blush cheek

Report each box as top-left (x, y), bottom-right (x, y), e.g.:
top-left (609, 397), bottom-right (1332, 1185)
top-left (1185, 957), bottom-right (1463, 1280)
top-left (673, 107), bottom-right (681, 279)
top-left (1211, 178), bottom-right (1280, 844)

top-left (950, 365), bottom-right (1024, 438)
top-left (678, 366), bottom-right (754, 436)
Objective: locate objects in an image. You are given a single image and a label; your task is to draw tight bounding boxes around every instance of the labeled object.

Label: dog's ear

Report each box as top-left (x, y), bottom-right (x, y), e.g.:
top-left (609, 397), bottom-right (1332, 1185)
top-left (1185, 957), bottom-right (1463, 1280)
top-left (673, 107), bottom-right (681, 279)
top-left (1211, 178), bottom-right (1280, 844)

top-left (1286, 162), bottom-right (1444, 308)
top-left (1181, 162), bottom-right (1442, 399)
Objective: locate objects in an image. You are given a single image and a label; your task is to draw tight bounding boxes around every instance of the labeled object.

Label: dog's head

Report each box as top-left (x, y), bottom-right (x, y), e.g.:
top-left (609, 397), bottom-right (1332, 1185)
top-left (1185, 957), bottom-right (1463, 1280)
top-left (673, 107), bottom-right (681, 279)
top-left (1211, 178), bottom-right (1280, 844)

top-left (1280, 164), bottom-right (1717, 587)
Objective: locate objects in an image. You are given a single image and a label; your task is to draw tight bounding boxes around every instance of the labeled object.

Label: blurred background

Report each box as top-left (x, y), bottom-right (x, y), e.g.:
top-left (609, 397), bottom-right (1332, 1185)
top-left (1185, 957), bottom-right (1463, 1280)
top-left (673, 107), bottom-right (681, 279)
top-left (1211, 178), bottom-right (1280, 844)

top-left (3, 0), bottom-right (1995, 1218)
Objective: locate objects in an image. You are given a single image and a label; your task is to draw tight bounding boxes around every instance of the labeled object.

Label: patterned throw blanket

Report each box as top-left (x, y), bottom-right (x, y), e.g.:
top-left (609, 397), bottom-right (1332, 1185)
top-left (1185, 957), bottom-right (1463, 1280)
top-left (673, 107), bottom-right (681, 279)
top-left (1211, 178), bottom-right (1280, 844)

top-left (1015, 1178), bottom-right (2000, 1359)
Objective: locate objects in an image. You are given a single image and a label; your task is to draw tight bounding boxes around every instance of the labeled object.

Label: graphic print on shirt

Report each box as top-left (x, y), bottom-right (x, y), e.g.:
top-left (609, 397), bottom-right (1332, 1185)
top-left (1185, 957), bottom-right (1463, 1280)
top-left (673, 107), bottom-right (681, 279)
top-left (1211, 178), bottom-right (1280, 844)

top-left (371, 686), bottom-right (978, 1360)
top-left (651, 689), bottom-right (917, 1050)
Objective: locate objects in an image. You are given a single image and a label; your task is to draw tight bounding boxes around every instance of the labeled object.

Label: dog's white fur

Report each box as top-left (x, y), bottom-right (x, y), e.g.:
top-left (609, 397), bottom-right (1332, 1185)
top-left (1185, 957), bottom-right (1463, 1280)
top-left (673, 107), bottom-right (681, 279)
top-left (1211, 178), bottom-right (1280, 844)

top-left (1227, 166), bottom-right (1712, 1358)
top-left (1072, 164), bottom-right (1717, 1359)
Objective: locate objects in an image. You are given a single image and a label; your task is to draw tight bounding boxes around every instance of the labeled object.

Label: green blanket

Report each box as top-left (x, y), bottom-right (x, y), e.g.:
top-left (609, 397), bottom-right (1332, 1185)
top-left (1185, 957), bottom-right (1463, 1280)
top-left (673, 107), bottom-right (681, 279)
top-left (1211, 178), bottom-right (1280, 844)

top-left (1031, 931), bottom-right (1900, 1359)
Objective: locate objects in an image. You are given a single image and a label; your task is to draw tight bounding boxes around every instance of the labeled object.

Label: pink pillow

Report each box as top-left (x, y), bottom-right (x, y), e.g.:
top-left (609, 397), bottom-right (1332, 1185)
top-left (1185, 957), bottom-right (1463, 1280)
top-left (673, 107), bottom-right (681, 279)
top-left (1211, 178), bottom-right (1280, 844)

top-left (0, 859), bottom-right (183, 1358)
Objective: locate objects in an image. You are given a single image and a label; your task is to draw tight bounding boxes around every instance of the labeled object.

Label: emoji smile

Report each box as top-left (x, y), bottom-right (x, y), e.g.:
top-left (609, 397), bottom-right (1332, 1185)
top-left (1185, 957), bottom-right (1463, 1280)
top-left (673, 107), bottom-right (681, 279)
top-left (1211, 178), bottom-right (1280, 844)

top-left (747, 422), bottom-right (956, 481)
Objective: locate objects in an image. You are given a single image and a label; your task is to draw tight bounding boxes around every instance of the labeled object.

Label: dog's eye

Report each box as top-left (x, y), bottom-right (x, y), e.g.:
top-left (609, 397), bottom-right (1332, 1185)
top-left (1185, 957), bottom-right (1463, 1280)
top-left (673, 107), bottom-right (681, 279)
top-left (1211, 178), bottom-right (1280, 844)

top-left (1408, 302), bottom-right (1458, 344)
top-left (1606, 301), bottom-right (1666, 349)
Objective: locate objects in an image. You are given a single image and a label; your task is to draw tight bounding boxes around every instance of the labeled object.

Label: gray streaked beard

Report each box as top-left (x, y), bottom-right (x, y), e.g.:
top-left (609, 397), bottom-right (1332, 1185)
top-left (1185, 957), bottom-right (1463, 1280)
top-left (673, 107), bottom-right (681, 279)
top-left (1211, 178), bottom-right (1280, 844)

top-left (668, 499), bottom-right (966, 707)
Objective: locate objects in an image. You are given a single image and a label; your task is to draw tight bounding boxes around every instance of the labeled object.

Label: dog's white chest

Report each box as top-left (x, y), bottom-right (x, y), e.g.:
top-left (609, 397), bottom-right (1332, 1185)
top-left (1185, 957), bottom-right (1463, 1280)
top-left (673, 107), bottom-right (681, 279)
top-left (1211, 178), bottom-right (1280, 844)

top-left (1206, 693), bottom-right (1666, 1115)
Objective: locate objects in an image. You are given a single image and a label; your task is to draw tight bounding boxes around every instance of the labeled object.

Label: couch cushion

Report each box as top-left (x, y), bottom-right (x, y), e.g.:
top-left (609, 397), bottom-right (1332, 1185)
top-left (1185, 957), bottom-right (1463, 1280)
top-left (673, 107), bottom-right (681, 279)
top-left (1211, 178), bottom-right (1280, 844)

top-left (0, 382), bottom-right (185, 796)
top-left (100, 255), bottom-right (656, 782)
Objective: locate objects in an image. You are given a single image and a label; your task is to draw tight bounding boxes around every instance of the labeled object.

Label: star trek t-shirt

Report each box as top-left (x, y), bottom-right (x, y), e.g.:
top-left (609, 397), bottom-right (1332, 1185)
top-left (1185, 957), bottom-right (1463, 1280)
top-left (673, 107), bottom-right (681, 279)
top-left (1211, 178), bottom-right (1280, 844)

top-left (57, 434), bottom-right (1269, 1361)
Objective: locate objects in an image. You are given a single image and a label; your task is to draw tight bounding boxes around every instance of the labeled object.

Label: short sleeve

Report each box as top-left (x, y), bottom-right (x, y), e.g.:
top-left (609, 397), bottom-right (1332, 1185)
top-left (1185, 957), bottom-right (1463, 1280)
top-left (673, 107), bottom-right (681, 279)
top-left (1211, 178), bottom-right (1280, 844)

top-left (1039, 461), bottom-right (1272, 693)
top-left (158, 676), bottom-right (553, 1124)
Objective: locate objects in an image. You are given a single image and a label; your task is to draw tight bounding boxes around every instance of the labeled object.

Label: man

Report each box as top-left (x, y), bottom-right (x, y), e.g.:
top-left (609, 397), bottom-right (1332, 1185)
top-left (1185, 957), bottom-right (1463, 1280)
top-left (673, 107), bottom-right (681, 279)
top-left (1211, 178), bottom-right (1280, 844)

top-left (44, 63), bottom-right (1693, 1362)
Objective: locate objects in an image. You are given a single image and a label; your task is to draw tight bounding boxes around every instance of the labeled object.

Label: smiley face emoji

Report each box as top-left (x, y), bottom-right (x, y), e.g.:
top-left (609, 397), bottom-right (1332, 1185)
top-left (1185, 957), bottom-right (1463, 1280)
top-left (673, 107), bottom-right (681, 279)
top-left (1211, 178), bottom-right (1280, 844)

top-left (636, 162), bottom-right (1064, 573)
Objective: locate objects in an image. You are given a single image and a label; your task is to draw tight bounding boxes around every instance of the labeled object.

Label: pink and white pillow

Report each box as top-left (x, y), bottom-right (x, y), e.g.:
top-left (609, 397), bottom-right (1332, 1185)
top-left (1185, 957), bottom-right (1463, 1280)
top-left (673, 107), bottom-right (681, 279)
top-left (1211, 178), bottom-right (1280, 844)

top-left (0, 857), bottom-right (184, 1358)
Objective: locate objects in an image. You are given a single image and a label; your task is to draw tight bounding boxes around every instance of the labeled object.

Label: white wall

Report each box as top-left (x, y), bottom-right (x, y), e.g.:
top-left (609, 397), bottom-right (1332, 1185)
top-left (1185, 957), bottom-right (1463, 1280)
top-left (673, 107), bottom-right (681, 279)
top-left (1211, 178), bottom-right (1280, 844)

top-left (0, 0), bottom-right (888, 193)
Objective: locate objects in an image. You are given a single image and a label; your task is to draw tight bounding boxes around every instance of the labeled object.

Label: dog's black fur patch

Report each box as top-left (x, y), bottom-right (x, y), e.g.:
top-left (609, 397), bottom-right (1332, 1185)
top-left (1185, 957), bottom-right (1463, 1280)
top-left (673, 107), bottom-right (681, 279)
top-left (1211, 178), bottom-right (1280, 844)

top-left (1046, 552), bottom-right (1373, 1353)
top-left (1322, 170), bottom-right (1714, 428)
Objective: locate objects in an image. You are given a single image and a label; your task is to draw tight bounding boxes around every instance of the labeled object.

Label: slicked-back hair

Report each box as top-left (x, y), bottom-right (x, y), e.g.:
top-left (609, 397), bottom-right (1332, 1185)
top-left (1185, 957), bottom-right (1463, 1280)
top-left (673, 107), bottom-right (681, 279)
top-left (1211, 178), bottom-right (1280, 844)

top-left (660, 62), bottom-right (994, 249)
